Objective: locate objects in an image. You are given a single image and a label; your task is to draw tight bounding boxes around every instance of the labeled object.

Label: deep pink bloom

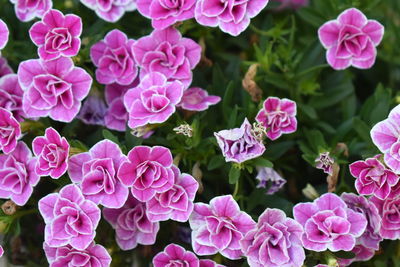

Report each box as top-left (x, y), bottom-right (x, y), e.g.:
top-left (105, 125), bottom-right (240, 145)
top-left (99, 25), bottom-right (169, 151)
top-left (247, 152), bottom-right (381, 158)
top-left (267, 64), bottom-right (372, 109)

top-left (18, 57), bottom-right (92, 122)
top-left (124, 72), bottom-right (183, 129)
top-left (0, 108), bottom-right (21, 154)
top-left (132, 27), bottom-right (201, 88)
top-left (33, 127), bottom-right (69, 179)
top-left (189, 195), bottom-right (256, 260)
top-left (318, 8), bottom-right (384, 70)
top-left (137, 0), bottom-right (196, 29)
top-left (44, 242), bottom-right (111, 267)
top-left (10, 0), bottom-right (52, 22)
top-left (118, 145), bottom-right (175, 202)
top-left (0, 58), bottom-right (13, 78)
top-left (103, 195), bottom-right (160, 250)
top-left (293, 193), bottom-right (367, 252)
top-left (153, 244), bottom-right (199, 267)
top-left (214, 118), bottom-right (266, 163)
top-left (241, 208), bottom-right (305, 267)
top-left (147, 165), bottom-right (198, 222)
top-left (200, 259), bottom-right (225, 267)
top-left (0, 74), bottom-right (26, 122)
top-left (194, 0), bottom-right (269, 36)
top-left (256, 97), bottom-right (297, 141)
top-left (178, 87), bottom-right (221, 111)
top-left (91, 29), bottom-right (138, 86)
top-left (315, 152), bottom-right (334, 175)
top-left (370, 195), bottom-right (400, 239)
top-left (337, 245), bottom-right (375, 266)
top-left (0, 19), bottom-right (9, 50)
top-left (80, 0), bottom-right (136, 22)
top-left (0, 245), bottom-right (3, 257)
top-left (0, 142), bottom-right (39, 205)
top-left (39, 184), bottom-right (101, 250)
top-left (29, 9), bottom-right (82, 61)
top-left (68, 140), bottom-right (129, 208)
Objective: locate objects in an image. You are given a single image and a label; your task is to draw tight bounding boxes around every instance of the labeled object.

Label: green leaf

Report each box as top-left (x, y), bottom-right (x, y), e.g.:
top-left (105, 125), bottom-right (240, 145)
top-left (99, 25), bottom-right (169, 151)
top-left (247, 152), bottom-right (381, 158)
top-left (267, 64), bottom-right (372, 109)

top-left (102, 129), bottom-right (119, 144)
top-left (229, 166), bottom-right (241, 184)
top-left (207, 155), bottom-right (226, 171)
top-left (353, 117), bottom-right (372, 143)
top-left (222, 81), bottom-right (235, 121)
top-left (252, 157), bottom-right (273, 168)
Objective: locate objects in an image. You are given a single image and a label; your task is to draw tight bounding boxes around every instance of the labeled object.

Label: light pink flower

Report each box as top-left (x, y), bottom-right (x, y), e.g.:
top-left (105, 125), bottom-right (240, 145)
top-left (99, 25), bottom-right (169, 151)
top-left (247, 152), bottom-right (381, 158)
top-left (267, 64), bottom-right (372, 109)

top-left (68, 140), bottom-right (129, 208)
top-left (39, 184), bottom-right (101, 250)
top-left (0, 108), bottom-right (21, 154)
top-left (153, 243), bottom-right (199, 267)
top-left (91, 29), bottom-right (138, 86)
top-left (137, 0), bottom-right (196, 29)
top-left (18, 57), bottom-right (92, 122)
top-left (189, 195), bottom-right (256, 260)
top-left (194, 0), bottom-right (269, 36)
top-left (124, 72), bottom-right (184, 129)
top-left (32, 127), bottom-right (69, 179)
top-left (0, 142), bottom-right (39, 205)
top-left (256, 96), bottom-right (297, 141)
top-left (29, 9), bottom-right (82, 61)
top-left (337, 245), bottom-right (375, 266)
top-left (370, 195), bottom-right (400, 240)
top-left (103, 195), bottom-right (160, 250)
top-left (44, 242), bottom-right (111, 267)
top-left (10, 0), bottom-right (52, 22)
top-left (0, 58), bottom-right (13, 78)
top-left (178, 87), bottom-right (221, 111)
top-left (293, 193), bottom-right (367, 252)
top-left (0, 74), bottom-right (26, 122)
top-left (0, 19), bottom-right (9, 51)
top-left (318, 8), bottom-right (384, 70)
top-left (80, 0), bottom-right (136, 22)
top-left (147, 165), bottom-right (198, 222)
top-left (132, 27), bottom-right (201, 88)
top-left (118, 145), bottom-right (175, 202)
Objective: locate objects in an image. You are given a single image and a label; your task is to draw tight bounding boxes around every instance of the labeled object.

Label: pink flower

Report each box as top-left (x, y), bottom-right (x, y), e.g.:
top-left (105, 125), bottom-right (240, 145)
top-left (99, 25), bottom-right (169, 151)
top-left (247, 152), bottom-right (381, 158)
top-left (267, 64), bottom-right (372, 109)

top-left (132, 27), bottom-right (201, 88)
top-left (371, 105), bottom-right (400, 173)
top-left (200, 259), bottom-right (225, 267)
top-left (255, 96), bottom-right (297, 141)
top-left (80, 0), bottom-right (136, 22)
top-left (337, 245), bottom-right (375, 266)
top-left (293, 193), bottom-right (367, 252)
top-left (178, 87), bottom-right (221, 111)
top-left (91, 29), bottom-right (138, 86)
top-left (32, 127), bottom-right (69, 179)
top-left (350, 156), bottom-right (398, 200)
top-left (10, 0), bottom-right (52, 22)
top-left (147, 165), bottom-right (198, 222)
top-left (137, 0), bottom-right (196, 29)
top-left (0, 108), bottom-right (21, 154)
top-left (214, 118), bottom-right (266, 163)
top-left (103, 195), bottom-right (160, 250)
top-left (370, 195), bottom-right (400, 239)
top-left (29, 9), bottom-right (82, 61)
top-left (0, 19), bottom-right (9, 51)
top-left (118, 145), bottom-right (175, 202)
top-left (68, 140), bottom-right (129, 208)
top-left (189, 195), bottom-right (256, 260)
top-left (39, 184), bottom-right (101, 250)
top-left (124, 72), bottom-right (184, 129)
top-left (44, 242), bottom-right (111, 267)
top-left (153, 243), bottom-right (199, 267)
top-left (0, 74), bottom-right (26, 122)
top-left (0, 58), bottom-right (13, 78)
top-left (0, 245), bottom-right (3, 257)
top-left (18, 57), bottom-right (92, 122)
top-left (194, 0), bottom-right (269, 36)
top-left (240, 208), bottom-right (305, 267)
top-left (318, 8), bottom-right (384, 70)
top-left (0, 142), bottom-right (39, 205)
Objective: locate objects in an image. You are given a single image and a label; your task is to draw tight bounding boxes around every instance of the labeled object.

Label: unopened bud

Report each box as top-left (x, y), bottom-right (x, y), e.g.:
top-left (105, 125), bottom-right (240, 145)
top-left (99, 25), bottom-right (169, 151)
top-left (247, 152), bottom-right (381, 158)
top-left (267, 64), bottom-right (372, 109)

top-left (2, 200), bottom-right (18, 215)
top-left (302, 183), bottom-right (319, 200)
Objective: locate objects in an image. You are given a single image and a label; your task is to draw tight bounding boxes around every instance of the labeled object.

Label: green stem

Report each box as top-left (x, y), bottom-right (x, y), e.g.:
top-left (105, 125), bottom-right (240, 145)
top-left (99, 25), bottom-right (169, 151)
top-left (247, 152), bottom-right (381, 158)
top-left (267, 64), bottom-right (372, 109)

top-left (233, 179), bottom-right (240, 198)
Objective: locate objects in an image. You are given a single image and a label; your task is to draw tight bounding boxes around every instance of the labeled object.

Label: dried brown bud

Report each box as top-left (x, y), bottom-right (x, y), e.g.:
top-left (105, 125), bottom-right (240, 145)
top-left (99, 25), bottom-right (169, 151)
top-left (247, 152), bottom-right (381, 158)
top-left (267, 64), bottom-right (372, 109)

top-left (335, 142), bottom-right (349, 157)
top-left (242, 63), bottom-right (262, 102)
top-left (173, 124), bottom-right (193, 137)
top-left (327, 163), bottom-right (340, 193)
top-left (2, 200), bottom-right (18, 215)
top-left (199, 37), bottom-right (213, 67)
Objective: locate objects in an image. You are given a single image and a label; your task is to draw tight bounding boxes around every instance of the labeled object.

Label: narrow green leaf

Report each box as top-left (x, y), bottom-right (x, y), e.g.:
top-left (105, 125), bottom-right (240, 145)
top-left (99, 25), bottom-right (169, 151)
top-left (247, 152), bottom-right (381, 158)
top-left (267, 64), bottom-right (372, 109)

top-left (229, 166), bottom-right (241, 184)
top-left (252, 157), bottom-right (274, 168)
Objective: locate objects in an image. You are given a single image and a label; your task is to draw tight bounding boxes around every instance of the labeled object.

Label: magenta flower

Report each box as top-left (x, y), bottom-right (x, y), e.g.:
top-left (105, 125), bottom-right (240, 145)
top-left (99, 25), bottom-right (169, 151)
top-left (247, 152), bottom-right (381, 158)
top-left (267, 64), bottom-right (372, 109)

top-left (200, 259), bottom-right (225, 267)
top-left (0, 142), bottom-right (39, 205)
top-left (189, 195), bottom-right (256, 259)
top-left (178, 87), bottom-right (221, 111)
top-left (32, 127), bottom-right (69, 179)
top-left (240, 208), bottom-right (305, 267)
top-left (68, 140), bottom-right (129, 208)
top-left (214, 118), bottom-right (266, 163)
top-left (256, 97), bottom-right (297, 141)
top-left (10, 0), bottom-right (52, 22)
top-left (44, 242), bottom-right (111, 267)
top-left (137, 0), bottom-right (196, 29)
top-left (118, 145), bottom-right (175, 202)
top-left (0, 58), bottom-right (13, 78)
top-left (255, 167), bottom-right (286, 195)
top-left (103, 195), bottom-right (160, 250)
top-left (0, 19), bottom-right (9, 51)
top-left (91, 29), bottom-right (138, 86)
top-left (318, 8), bottom-right (384, 70)
top-left (105, 82), bottom-right (134, 131)
top-left (147, 165), bottom-right (198, 222)
top-left (132, 27), bottom-right (201, 88)
top-left (315, 152), bottom-right (334, 175)
top-left (370, 195), bottom-right (400, 239)
top-left (124, 72), bottom-right (184, 129)
top-left (0, 74), bottom-right (26, 122)
top-left (80, 0), bottom-right (136, 22)
top-left (29, 9), bottom-right (82, 61)
top-left (0, 108), bottom-right (21, 154)
top-left (337, 245), bottom-right (375, 266)
top-left (153, 243), bottom-right (199, 267)
top-left (293, 193), bottom-right (367, 252)
top-left (0, 245), bottom-right (3, 257)
top-left (18, 57), bottom-right (92, 122)
top-left (39, 184), bottom-right (101, 250)
top-left (194, 0), bottom-right (269, 36)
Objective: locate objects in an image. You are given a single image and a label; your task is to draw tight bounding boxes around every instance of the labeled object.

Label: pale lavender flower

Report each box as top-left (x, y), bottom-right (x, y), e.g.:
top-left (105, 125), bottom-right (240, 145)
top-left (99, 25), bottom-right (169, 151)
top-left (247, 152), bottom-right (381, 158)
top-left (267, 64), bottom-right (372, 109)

top-left (77, 95), bottom-right (107, 126)
top-left (256, 167), bottom-right (286, 194)
top-left (315, 152), bottom-right (334, 175)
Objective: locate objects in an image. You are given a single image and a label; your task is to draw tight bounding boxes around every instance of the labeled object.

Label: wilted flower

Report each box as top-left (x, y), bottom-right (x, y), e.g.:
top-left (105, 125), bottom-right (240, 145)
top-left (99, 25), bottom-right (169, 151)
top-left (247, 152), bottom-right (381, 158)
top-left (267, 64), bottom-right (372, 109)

top-left (153, 243), bottom-right (199, 267)
top-left (77, 95), bottom-right (107, 126)
top-left (1, 200), bottom-right (17, 215)
top-left (256, 167), bottom-right (286, 194)
top-left (173, 124), bottom-right (193, 137)
top-left (178, 87), bottom-right (221, 111)
top-left (0, 108), bottom-right (21, 154)
top-left (0, 19), bottom-right (9, 51)
top-left (10, 0), bottom-right (52, 22)
top-left (79, 0), bottom-right (136, 22)
top-left (0, 74), bottom-right (26, 122)
top-left (315, 152), bottom-right (334, 175)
